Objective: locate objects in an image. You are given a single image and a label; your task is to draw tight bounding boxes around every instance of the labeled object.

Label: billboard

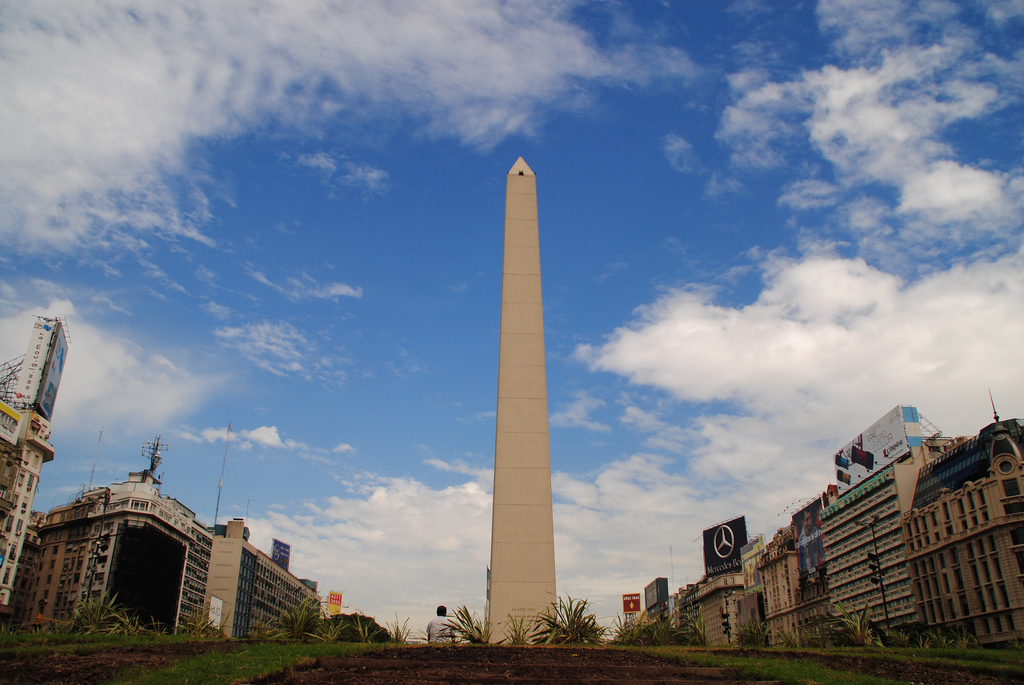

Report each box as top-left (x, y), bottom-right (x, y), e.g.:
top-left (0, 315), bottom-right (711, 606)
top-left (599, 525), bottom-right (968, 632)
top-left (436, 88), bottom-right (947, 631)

top-left (644, 577), bottom-right (668, 611)
top-left (328, 591), bottom-right (343, 616)
top-left (0, 400), bottom-right (20, 446)
top-left (35, 321), bottom-right (68, 421)
top-left (271, 539), bottom-right (291, 570)
top-left (208, 595), bottom-right (224, 624)
top-left (14, 320), bottom-right (57, 409)
top-left (740, 535), bottom-right (765, 593)
top-left (834, 406), bottom-right (922, 494)
top-left (622, 593), bottom-right (641, 614)
top-left (703, 516), bottom-right (747, 578)
top-left (792, 498), bottom-right (827, 574)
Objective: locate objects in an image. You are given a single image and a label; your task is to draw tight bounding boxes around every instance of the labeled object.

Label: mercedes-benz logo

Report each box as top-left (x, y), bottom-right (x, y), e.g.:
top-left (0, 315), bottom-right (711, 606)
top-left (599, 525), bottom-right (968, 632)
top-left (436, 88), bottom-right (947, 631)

top-left (714, 525), bottom-right (735, 559)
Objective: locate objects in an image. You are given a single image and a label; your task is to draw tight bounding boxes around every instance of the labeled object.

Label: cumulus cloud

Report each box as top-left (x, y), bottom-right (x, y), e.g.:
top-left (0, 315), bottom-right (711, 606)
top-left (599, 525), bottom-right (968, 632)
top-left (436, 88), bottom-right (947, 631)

top-left (214, 321), bottom-right (308, 376)
top-left (718, 6), bottom-right (1024, 257)
top-left (577, 251), bottom-right (1024, 494)
top-left (662, 133), bottom-right (701, 174)
top-left (0, 297), bottom-right (217, 432)
top-left (242, 450), bottom-right (738, 630)
top-left (550, 391), bottom-right (612, 433)
top-left (0, 1), bottom-right (694, 253)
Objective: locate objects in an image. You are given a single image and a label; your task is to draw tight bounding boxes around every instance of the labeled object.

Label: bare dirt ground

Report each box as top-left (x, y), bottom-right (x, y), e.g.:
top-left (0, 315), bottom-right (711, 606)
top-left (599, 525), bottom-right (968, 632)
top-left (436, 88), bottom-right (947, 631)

top-left (0, 640), bottom-right (234, 684)
top-left (0, 642), bottom-right (1021, 684)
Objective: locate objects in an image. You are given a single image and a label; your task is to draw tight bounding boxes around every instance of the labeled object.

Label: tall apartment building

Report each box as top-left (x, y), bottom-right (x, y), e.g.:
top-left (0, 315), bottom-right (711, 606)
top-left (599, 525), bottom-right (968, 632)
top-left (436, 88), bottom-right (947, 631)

top-left (903, 418), bottom-right (1024, 644)
top-left (33, 469), bottom-right (212, 628)
top-left (675, 572), bottom-right (744, 645)
top-left (0, 412), bottom-right (54, 619)
top-left (820, 454), bottom-right (925, 627)
top-left (10, 512), bottom-right (44, 625)
top-left (760, 526), bottom-right (799, 638)
top-left (206, 519), bottom-right (319, 637)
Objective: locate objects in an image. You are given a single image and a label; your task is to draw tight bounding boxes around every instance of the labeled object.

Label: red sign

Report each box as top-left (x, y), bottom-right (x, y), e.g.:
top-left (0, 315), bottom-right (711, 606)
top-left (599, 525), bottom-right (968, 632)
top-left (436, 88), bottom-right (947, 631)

top-left (622, 593), bottom-right (641, 613)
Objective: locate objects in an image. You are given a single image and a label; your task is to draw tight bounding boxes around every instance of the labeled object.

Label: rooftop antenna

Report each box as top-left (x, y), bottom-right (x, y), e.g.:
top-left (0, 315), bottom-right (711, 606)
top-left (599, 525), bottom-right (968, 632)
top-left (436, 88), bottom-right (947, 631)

top-left (214, 422), bottom-right (232, 526)
top-left (141, 435), bottom-right (166, 479)
top-left (989, 389), bottom-right (1000, 422)
top-left (88, 430), bottom-right (103, 490)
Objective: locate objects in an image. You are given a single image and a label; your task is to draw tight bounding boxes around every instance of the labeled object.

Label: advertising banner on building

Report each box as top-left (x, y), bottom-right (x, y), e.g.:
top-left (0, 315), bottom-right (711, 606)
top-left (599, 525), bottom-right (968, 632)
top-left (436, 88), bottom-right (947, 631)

top-left (834, 405), bottom-right (922, 494)
top-left (14, 320), bottom-right (56, 409)
top-left (271, 538), bottom-right (291, 570)
top-left (736, 592), bottom-right (762, 626)
top-left (208, 596), bottom-right (224, 624)
top-left (35, 321), bottom-right (68, 421)
top-left (328, 591), bottom-right (344, 616)
top-left (622, 593), bottom-right (641, 614)
top-left (792, 498), bottom-right (827, 574)
top-left (0, 400), bottom-right (20, 446)
top-left (740, 535), bottom-right (765, 593)
top-left (703, 516), bottom-right (747, 578)
top-left (644, 578), bottom-right (668, 611)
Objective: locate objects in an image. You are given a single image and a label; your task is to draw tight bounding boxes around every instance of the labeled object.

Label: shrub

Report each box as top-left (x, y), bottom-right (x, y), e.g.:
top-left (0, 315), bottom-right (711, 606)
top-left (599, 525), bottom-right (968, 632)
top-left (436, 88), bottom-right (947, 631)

top-left (73, 594), bottom-right (127, 634)
top-left (385, 614), bottom-right (412, 643)
top-left (177, 603), bottom-right (222, 638)
top-left (678, 605), bottom-right (708, 646)
top-left (609, 613), bottom-right (682, 646)
top-left (277, 597), bottom-right (322, 640)
top-left (774, 629), bottom-right (799, 647)
top-left (503, 614), bottom-right (538, 646)
top-left (811, 601), bottom-right (878, 647)
top-left (736, 617), bottom-right (769, 648)
top-left (448, 605), bottom-right (491, 644)
top-left (533, 596), bottom-right (605, 645)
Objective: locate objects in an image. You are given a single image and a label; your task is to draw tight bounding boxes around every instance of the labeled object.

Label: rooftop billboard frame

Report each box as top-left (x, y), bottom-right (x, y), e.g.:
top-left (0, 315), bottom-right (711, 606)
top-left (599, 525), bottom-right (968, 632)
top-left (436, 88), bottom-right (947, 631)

top-left (834, 405), bottom-right (922, 495)
top-left (703, 516), bottom-right (747, 578)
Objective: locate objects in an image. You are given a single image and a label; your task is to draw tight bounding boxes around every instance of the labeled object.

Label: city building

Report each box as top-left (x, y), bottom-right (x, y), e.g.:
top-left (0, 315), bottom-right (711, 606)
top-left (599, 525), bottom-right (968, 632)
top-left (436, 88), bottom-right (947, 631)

top-left (759, 526), bottom-right (799, 639)
top-left (818, 406), bottom-right (947, 628)
top-left (0, 412), bottom-right (54, 619)
top-left (903, 417), bottom-right (1024, 644)
top-left (0, 318), bottom-right (69, 622)
top-left (10, 511), bottom-right (44, 626)
top-left (33, 450), bottom-right (212, 629)
top-left (676, 572), bottom-right (744, 645)
top-left (206, 519), bottom-right (319, 637)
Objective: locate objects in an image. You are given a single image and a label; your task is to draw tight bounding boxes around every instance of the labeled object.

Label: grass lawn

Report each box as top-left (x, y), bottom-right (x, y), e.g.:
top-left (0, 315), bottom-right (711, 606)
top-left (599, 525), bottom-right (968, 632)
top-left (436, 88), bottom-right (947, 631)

top-left (1, 634), bottom-right (1022, 684)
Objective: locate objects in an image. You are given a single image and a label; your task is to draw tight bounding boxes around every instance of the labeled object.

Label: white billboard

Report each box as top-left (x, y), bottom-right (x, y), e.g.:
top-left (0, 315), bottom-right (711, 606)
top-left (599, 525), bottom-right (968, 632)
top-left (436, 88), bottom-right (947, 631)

top-left (834, 405), bottom-right (922, 495)
top-left (36, 321), bottom-right (68, 421)
top-left (14, 320), bottom-right (56, 409)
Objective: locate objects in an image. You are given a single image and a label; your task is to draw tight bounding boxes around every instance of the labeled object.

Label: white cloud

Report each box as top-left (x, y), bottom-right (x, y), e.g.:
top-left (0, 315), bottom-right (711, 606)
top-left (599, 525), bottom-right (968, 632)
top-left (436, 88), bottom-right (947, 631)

top-left (718, 11), bottom-right (1024, 255)
top-left (779, 179), bottom-right (839, 210)
top-left (0, 297), bottom-right (218, 432)
top-left (662, 133), bottom-right (700, 174)
top-left (214, 321), bottom-right (308, 376)
top-left (243, 451), bottom-right (741, 631)
top-left (0, 1), bottom-right (694, 253)
top-left (577, 250), bottom-right (1024, 496)
top-left (550, 391), bottom-right (612, 433)
top-left (248, 269), bottom-right (363, 301)
top-left (332, 443), bottom-right (356, 455)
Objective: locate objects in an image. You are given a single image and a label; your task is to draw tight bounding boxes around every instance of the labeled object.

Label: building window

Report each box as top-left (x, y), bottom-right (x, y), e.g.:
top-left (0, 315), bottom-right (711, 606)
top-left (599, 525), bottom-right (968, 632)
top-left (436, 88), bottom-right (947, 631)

top-left (1004, 480), bottom-right (1022, 497)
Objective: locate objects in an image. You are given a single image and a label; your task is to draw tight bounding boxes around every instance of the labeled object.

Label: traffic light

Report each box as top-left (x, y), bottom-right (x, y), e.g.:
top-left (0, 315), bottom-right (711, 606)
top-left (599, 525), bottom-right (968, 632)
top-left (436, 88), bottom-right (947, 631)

top-left (721, 613), bottom-right (731, 634)
top-left (867, 552), bottom-right (881, 585)
top-left (97, 534), bottom-right (110, 553)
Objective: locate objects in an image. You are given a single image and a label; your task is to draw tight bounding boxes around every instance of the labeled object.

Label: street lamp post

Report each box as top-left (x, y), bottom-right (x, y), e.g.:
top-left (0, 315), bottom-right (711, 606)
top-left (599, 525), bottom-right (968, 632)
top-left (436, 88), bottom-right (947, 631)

top-left (859, 515), bottom-right (891, 629)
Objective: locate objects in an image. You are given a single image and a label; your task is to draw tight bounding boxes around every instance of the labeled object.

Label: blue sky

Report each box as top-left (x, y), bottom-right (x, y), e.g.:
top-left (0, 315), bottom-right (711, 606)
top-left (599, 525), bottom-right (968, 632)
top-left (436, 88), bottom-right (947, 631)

top-left (2, 0), bottom-right (1023, 630)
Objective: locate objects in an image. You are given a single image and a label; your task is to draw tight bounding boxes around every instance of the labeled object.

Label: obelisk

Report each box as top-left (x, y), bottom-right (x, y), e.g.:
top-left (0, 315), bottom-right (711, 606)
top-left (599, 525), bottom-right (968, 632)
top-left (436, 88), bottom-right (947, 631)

top-left (487, 157), bottom-right (556, 642)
